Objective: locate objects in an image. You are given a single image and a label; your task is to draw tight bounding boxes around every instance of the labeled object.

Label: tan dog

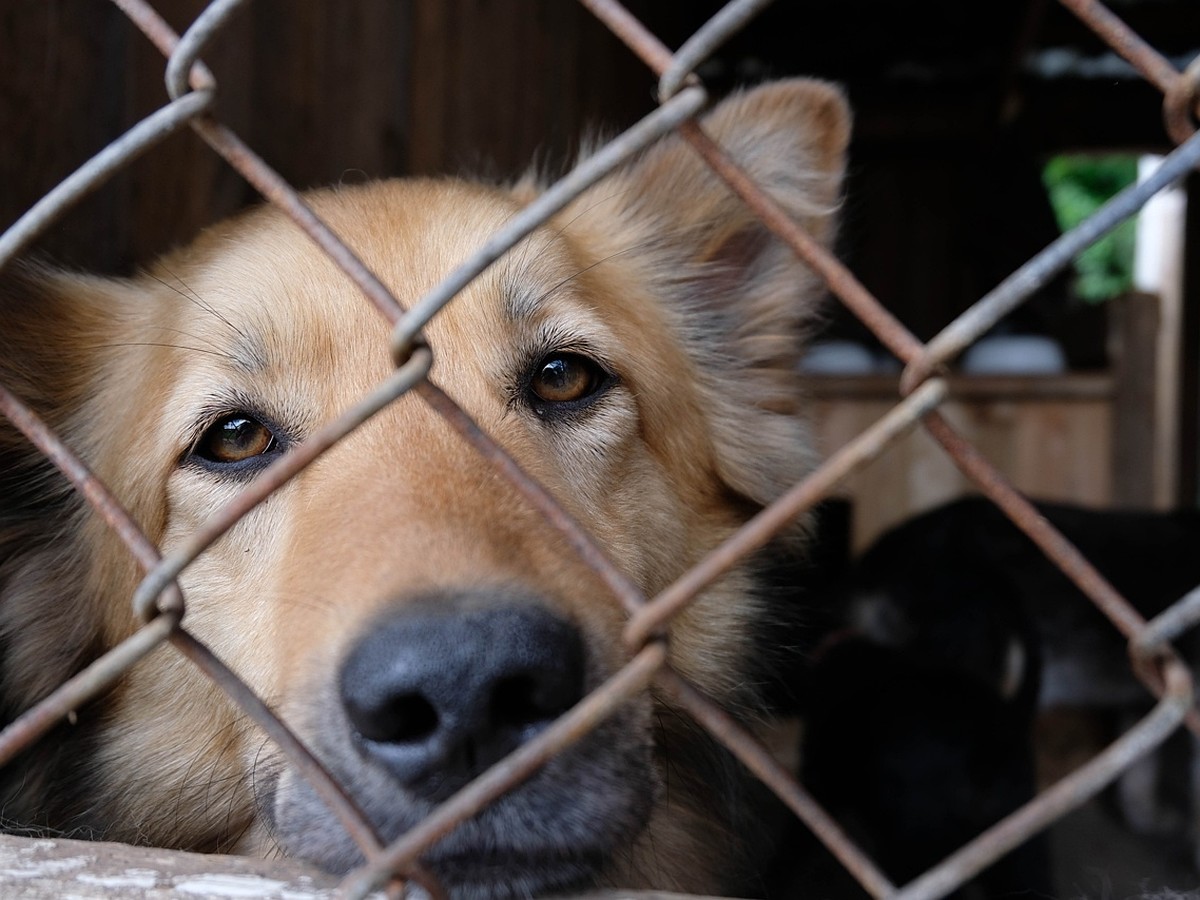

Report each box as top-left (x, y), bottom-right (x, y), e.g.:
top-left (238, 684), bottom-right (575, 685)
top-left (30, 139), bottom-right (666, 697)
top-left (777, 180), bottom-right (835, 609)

top-left (0, 79), bottom-right (849, 898)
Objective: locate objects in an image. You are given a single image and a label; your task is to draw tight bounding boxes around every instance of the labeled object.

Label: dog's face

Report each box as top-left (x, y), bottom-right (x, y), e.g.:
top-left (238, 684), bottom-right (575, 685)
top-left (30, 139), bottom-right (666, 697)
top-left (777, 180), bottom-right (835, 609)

top-left (0, 80), bottom-right (849, 897)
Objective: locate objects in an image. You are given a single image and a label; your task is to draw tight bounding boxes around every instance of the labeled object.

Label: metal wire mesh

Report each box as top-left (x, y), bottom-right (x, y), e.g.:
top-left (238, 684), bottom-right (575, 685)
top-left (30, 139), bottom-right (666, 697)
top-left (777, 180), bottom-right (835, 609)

top-left (0, 1), bottom-right (1198, 898)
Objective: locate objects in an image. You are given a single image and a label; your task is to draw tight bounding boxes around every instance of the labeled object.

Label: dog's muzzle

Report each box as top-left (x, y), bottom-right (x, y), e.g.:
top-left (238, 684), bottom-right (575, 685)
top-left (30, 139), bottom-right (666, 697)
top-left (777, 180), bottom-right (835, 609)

top-left (270, 588), bottom-right (656, 899)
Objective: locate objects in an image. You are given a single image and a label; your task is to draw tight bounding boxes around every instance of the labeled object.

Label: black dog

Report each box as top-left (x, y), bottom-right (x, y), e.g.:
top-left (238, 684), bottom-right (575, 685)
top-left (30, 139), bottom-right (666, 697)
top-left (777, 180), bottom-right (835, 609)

top-left (799, 495), bottom-right (1200, 896)
top-left (844, 496), bottom-right (1200, 713)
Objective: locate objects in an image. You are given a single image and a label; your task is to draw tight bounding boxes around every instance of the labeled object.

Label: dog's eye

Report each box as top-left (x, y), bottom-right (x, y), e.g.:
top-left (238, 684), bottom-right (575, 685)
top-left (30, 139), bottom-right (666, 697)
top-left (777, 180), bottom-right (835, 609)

top-left (528, 353), bottom-right (608, 408)
top-left (193, 415), bottom-right (277, 465)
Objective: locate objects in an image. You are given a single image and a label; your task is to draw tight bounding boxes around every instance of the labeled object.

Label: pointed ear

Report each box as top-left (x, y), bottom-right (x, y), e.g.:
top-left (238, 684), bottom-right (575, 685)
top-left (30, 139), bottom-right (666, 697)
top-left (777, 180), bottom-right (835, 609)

top-left (0, 265), bottom-right (146, 710)
top-left (572, 79), bottom-right (852, 507)
top-left (0, 264), bottom-right (132, 426)
top-left (0, 265), bottom-right (141, 526)
top-left (616, 77), bottom-right (850, 250)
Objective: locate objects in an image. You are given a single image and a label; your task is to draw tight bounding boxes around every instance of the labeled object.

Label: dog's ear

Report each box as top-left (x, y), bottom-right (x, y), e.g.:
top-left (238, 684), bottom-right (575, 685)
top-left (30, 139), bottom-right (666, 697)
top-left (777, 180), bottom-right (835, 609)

top-left (570, 79), bottom-right (851, 508)
top-left (1, 266), bottom-right (120, 424)
top-left (0, 265), bottom-right (140, 523)
top-left (0, 265), bottom-right (143, 710)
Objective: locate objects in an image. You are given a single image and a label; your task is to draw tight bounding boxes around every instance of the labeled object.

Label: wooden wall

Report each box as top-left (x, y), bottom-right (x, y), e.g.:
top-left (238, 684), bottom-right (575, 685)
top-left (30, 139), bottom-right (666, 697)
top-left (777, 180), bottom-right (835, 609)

top-left (807, 290), bottom-right (1175, 550)
top-left (0, 1), bottom-right (660, 275)
top-left (806, 375), bottom-right (1116, 552)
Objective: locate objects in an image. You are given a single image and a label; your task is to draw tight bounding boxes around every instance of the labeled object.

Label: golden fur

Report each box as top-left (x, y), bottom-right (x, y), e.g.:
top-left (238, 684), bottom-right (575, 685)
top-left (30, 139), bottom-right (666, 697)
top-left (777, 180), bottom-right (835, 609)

top-left (0, 80), bottom-right (849, 898)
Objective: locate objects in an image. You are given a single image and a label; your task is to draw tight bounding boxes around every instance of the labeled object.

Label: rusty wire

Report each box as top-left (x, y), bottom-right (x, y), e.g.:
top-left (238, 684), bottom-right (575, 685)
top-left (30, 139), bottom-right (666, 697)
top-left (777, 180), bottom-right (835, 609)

top-left (1135, 584), bottom-right (1200, 659)
top-left (0, 91), bottom-right (213, 270)
top-left (0, 385), bottom-right (183, 765)
top-left (1, 0), bottom-right (1199, 899)
top-left (578, 1), bottom-right (1200, 892)
top-left (1057, 0), bottom-right (1189, 95)
top-left (624, 378), bottom-right (949, 650)
top-left (341, 641), bottom-right (669, 897)
top-left (1165, 56), bottom-right (1200, 144)
top-left (0, 611), bottom-right (177, 770)
top-left (1054, 0), bottom-right (1200, 145)
top-left (657, 669), bottom-right (900, 898)
top-left (162, 0), bottom-right (248, 101)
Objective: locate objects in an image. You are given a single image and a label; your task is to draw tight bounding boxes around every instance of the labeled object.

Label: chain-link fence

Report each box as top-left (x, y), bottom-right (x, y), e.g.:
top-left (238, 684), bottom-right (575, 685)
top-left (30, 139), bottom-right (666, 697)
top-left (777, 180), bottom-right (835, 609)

top-left (1, 0), bottom-right (1199, 897)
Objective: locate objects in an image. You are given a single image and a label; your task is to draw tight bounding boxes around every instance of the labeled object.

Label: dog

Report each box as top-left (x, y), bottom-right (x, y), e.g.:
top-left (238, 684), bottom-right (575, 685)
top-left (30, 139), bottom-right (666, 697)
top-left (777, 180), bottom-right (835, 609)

top-left (842, 496), bottom-right (1200, 713)
top-left (775, 499), bottom-right (1050, 898)
top-left (0, 79), bottom-right (850, 898)
top-left (832, 495), bottom-right (1200, 887)
top-left (800, 638), bottom-right (1051, 899)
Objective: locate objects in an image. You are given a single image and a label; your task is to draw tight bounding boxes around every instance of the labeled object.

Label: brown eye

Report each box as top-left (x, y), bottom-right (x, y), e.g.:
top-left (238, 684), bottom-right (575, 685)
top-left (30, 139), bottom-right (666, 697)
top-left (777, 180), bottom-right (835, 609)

top-left (194, 415), bottom-right (276, 465)
top-left (529, 353), bottom-right (607, 407)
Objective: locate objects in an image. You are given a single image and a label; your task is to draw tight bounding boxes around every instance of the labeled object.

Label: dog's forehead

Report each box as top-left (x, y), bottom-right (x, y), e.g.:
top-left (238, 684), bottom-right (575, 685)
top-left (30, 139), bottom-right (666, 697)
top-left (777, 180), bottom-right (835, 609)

top-left (173, 179), bottom-right (593, 340)
top-left (146, 178), bottom-right (613, 414)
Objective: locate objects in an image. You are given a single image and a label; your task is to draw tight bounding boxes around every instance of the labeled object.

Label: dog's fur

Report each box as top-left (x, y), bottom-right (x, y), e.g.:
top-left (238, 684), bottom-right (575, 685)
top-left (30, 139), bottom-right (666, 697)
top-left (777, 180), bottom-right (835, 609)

top-left (0, 80), bottom-right (850, 897)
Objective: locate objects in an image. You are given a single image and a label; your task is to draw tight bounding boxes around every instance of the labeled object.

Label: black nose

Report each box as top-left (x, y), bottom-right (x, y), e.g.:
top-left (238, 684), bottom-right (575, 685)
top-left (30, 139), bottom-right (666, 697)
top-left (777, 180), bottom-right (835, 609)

top-left (339, 597), bottom-right (585, 800)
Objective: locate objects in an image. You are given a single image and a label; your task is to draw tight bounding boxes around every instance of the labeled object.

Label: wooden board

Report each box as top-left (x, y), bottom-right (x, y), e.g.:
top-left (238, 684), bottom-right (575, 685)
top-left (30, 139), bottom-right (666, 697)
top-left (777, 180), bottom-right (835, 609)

top-left (803, 374), bottom-right (1116, 550)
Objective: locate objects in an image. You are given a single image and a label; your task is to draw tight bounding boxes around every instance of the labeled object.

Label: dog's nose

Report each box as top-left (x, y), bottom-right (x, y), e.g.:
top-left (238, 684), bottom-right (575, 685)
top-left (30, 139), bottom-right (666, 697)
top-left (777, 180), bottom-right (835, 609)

top-left (339, 598), bottom-right (585, 799)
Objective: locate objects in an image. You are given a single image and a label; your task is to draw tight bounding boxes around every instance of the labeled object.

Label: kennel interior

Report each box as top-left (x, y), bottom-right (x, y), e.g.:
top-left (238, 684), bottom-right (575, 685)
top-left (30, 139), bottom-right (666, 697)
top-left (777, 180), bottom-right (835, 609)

top-left (2, 0), bottom-right (1200, 897)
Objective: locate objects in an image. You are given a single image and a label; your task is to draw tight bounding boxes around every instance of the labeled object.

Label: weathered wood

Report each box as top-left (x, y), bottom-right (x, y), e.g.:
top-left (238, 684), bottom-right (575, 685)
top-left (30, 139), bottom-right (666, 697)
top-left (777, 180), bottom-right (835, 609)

top-left (0, 834), bottom-right (347, 899)
top-left (0, 834), bottom-right (714, 899)
top-left (406, 0), bottom-right (656, 178)
top-left (1177, 169), bottom-right (1200, 507)
top-left (0, 0), bottom-right (132, 271)
top-left (803, 373), bottom-right (1116, 550)
top-left (802, 373), bottom-right (1114, 401)
top-left (1110, 292), bottom-right (1163, 508)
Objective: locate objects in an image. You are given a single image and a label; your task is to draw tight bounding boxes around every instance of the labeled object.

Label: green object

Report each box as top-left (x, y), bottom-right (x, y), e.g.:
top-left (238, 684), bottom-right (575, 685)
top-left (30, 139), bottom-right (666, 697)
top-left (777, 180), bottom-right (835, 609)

top-left (1043, 154), bottom-right (1138, 303)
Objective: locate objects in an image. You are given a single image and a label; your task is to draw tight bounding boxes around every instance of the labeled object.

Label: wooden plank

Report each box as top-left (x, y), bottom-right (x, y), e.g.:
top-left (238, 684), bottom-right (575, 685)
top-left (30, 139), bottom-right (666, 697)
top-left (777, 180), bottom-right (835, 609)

top-left (245, 1), bottom-right (411, 186)
top-left (0, 1), bottom-right (128, 271)
top-left (0, 834), bottom-right (346, 899)
top-left (801, 373), bottom-right (1114, 401)
top-left (1178, 170), bottom-right (1200, 506)
top-left (407, 0), bottom-right (658, 177)
top-left (807, 388), bottom-right (1114, 550)
top-left (122, 0), bottom-right (253, 268)
top-left (0, 833), bottom-right (711, 899)
top-left (1110, 292), bottom-right (1162, 507)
